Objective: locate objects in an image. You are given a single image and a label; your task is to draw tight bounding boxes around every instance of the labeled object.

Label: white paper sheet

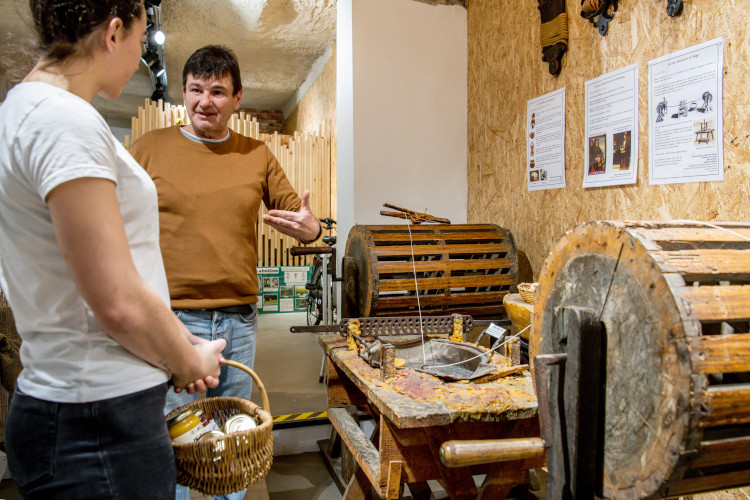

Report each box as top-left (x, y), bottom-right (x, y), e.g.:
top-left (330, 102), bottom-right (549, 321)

top-left (526, 88), bottom-right (566, 191)
top-left (648, 38), bottom-right (724, 185)
top-left (583, 64), bottom-right (639, 188)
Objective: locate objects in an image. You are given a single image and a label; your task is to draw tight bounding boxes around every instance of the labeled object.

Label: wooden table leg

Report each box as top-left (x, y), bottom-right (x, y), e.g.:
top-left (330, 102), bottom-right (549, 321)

top-left (343, 467), bottom-right (374, 500)
top-left (424, 426), bottom-right (477, 500)
top-left (476, 460), bottom-right (535, 500)
top-left (406, 481), bottom-right (433, 500)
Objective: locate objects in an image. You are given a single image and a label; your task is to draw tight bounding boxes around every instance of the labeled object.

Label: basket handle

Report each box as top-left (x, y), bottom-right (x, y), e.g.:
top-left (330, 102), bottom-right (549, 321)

top-left (222, 359), bottom-right (271, 415)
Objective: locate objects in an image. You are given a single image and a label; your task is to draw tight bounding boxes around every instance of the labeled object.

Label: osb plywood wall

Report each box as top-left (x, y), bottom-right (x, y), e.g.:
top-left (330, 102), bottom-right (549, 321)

top-left (467, 0), bottom-right (750, 278)
top-left (286, 43), bottom-right (338, 223)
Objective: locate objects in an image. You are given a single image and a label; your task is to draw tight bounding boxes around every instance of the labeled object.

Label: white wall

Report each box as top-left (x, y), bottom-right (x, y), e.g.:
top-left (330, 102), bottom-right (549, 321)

top-left (336, 0), bottom-right (468, 254)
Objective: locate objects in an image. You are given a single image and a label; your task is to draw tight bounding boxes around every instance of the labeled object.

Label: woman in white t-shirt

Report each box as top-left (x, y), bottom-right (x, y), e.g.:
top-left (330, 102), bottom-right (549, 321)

top-left (0, 1), bottom-right (226, 498)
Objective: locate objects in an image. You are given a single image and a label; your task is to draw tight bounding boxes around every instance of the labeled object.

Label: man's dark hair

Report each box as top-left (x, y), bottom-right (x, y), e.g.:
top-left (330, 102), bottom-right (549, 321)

top-left (30, 0), bottom-right (144, 64)
top-left (182, 45), bottom-right (242, 96)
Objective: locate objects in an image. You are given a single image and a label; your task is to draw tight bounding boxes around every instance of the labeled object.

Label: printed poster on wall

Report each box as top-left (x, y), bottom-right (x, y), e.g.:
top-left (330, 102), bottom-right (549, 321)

top-left (583, 64), bottom-right (639, 188)
top-left (648, 38), bottom-right (724, 185)
top-left (526, 87), bottom-right (566, 191)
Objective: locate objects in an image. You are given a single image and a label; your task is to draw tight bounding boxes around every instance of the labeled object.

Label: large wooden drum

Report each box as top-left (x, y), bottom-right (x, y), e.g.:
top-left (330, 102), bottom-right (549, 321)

top-left (530, 220), bottom-right (750, 498)
top-left (343, 224), bottom-right (518, 319)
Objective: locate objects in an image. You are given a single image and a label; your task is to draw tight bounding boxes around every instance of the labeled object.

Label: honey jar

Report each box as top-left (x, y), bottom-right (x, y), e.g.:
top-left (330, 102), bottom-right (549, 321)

top-left (167, 409), bottom-right (203, 444)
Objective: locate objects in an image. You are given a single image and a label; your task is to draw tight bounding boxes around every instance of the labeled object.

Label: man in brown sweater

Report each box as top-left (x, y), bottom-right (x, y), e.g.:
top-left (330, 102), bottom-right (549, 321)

top-left (130, 45), bottom-right (320, 500)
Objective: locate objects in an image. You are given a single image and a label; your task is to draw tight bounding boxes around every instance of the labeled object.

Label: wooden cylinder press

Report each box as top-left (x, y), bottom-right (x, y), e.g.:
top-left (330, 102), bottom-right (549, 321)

top-left (530, 220), bottom-right (750, 498)
top-left (343, 224), bottom-right (518, 319)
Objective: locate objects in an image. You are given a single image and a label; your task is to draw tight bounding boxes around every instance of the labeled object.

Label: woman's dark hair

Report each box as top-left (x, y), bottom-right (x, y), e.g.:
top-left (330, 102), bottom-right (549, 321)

top-left (30, 0), bottom-right (144, 63)
top-left (182, 45), bottom-right (242, 96)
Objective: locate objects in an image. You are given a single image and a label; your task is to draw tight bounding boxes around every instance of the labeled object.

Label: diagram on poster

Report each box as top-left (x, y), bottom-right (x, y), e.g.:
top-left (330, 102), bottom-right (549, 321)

top-left (583, 64), bottom-right (639, 188)
top-left (526, 88), bottom-right (566, 191)
top-left (648, 38), bottom-right (724, 185)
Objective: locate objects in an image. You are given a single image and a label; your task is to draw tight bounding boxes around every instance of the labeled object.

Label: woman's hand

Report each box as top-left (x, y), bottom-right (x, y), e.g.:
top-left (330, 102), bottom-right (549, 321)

top-left (172, 339), bottom-right (226, 394)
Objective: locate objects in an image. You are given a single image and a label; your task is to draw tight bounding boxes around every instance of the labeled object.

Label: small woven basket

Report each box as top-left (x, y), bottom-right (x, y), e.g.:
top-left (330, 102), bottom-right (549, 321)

top-left (517, 282), bottom-right (538, 305)
top-left (166, 360), bottom-right (273, 495)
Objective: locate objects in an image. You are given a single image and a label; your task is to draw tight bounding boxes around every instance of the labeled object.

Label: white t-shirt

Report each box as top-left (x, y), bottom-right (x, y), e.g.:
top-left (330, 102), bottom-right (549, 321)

top-left (0, 82), bottom-right (170, 402)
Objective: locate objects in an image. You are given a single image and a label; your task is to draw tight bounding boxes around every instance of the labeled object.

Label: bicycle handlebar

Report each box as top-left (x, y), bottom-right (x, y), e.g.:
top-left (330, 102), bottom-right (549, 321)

top-left (289, 246), bottom-right (334, 256)
top-left (319, 218), bottom-right (336, 230)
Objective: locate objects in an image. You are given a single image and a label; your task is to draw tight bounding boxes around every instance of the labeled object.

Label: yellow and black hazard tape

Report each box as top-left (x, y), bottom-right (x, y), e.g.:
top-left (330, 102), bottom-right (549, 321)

top-left (272, 411), bottom-right (329, 428)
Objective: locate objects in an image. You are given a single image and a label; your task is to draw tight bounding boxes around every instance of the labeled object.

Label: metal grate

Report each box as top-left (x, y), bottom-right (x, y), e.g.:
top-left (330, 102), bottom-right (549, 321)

top-left (337, 315), bottom-right (473, 337)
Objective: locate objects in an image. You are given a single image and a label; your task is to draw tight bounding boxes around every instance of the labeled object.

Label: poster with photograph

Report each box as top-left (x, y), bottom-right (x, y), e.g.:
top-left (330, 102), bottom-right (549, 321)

top-left (526, 88), bottom-right (566, 191)
top-left (257, 266), bottom-right (312, 314)
top-left (262, 276), bottom-right (279, 290)
top-left (648, 38), bottom-right (724, 185)
top-left (262, 293), bottom-right (279, 312)
top-left (583, 64), bottom-right (639, 188)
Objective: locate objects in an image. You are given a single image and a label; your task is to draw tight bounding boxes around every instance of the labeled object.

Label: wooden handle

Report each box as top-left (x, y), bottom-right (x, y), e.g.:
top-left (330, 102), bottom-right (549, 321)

top-left (440, 438), bottom-right (546, 468)
top-left (222, 359), bottom-right (271, 415)
top-left (289, 246), bottom-right (333, 256)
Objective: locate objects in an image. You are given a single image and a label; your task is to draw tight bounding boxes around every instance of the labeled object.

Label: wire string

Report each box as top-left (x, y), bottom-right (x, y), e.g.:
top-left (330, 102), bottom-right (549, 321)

top-left (405, 221), bottom-right (427, 365)
top-left (672, 220), bottom-right (750, 241)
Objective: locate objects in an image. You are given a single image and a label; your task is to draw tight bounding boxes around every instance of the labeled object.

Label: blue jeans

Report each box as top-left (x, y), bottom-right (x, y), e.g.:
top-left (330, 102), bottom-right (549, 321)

top-left (168, 307), bottom-right (258, 500)
top-left (6, 383), bottom-right (174, 499)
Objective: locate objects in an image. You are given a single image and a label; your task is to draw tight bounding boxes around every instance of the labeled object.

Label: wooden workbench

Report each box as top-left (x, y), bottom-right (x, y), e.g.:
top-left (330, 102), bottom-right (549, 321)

top-left (319, 334), bottom-right (544, 499)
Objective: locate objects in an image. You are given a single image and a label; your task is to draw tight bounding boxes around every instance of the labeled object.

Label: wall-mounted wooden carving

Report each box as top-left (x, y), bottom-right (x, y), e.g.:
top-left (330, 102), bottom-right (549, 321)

top-left (538, 0), bottom-right (568, 76)
top-left (580, 0), bottom-right (618, 36)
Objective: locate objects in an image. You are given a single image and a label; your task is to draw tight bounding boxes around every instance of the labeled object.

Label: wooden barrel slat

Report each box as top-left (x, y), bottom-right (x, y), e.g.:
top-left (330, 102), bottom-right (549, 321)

top-left (633, 226), bottom-right (750, 245)
top-left (379, 275), bottom-right (514, 292)
top-left (665, 469), bottom-right (750, 498)
top-left (703, 385), bottom-right (750, 427)
top-left (344, 224), bottom-right (517, 319)
top-left (689, 436), bottom-right (750, 468)
top-left (373, 243), bottom-right (510, 257)
top-left (673, 285), bottom-right (750, 321)
top-left (531, 220), bottom-right (750, 499)
top-left (377, 258), bottom-right (513, 274)
top-left (377, 292), bottom-right (507, 309)
top-left (688, 333), bottom-right (750, 374)
top-left (370, 231), bottom-right (511, 242)
top-left (651, 249), bottom-right (750, 279)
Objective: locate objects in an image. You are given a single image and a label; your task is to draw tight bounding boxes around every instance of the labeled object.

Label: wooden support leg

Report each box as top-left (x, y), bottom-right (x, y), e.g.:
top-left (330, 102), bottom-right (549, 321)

top-left (475, 462), bottom-right (532, 500)
top-left (344, 467), bottom-right (374, 500)
top-left (385, 461), bottom-right (403, 499)
top-left (424, 426), bottom-right (477, 500)
top-left (406, 482), bottom-right (433, 500)
top-left (327, 426), bottom-right (342, 458)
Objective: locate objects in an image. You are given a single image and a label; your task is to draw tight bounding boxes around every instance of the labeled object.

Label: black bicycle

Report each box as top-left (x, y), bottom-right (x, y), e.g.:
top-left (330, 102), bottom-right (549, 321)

top-left (289, 218), bottom-right (337, 326)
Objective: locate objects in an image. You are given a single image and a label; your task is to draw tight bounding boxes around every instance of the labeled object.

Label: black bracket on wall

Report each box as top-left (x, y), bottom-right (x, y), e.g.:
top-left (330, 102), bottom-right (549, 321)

top-left (580, 0), bottom-right (618, 36)
top-left (666, 0), bottom-right (683, 17)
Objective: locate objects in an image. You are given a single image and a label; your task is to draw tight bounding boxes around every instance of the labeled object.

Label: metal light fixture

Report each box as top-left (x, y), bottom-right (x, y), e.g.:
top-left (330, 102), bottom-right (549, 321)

top-left (152, 30), bottom-right (166, 45)
top-left (141, 2), bottom-right (168, 102)
top-left (151, 84), bottom-right (166, 102)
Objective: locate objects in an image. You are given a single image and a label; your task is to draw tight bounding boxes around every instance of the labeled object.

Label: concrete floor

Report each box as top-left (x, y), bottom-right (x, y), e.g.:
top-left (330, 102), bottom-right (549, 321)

top-left (250, 311), bottom-right (329, 417)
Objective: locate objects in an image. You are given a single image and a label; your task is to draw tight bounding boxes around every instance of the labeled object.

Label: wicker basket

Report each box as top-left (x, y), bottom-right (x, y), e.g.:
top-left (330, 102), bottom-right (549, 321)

top-left (517, 282), bottom-right (538, 305)
top-left (166, 360), bottom-right (273, 495)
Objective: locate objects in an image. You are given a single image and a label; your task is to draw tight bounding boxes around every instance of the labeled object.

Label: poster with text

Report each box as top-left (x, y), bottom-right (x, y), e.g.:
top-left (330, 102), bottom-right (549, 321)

top-left (648, 38), bottom-right (724, 185)
top-left (526, 88), bottom-right (566, 191)
top-left (583, 64), bottom-right (639, 188)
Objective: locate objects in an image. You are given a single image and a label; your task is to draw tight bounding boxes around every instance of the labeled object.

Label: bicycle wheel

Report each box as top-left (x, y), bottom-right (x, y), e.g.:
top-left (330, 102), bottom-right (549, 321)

top-left (306, 259), bottom-right (324, 326)
top-left (307, 295), bottom-right (322, 326)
